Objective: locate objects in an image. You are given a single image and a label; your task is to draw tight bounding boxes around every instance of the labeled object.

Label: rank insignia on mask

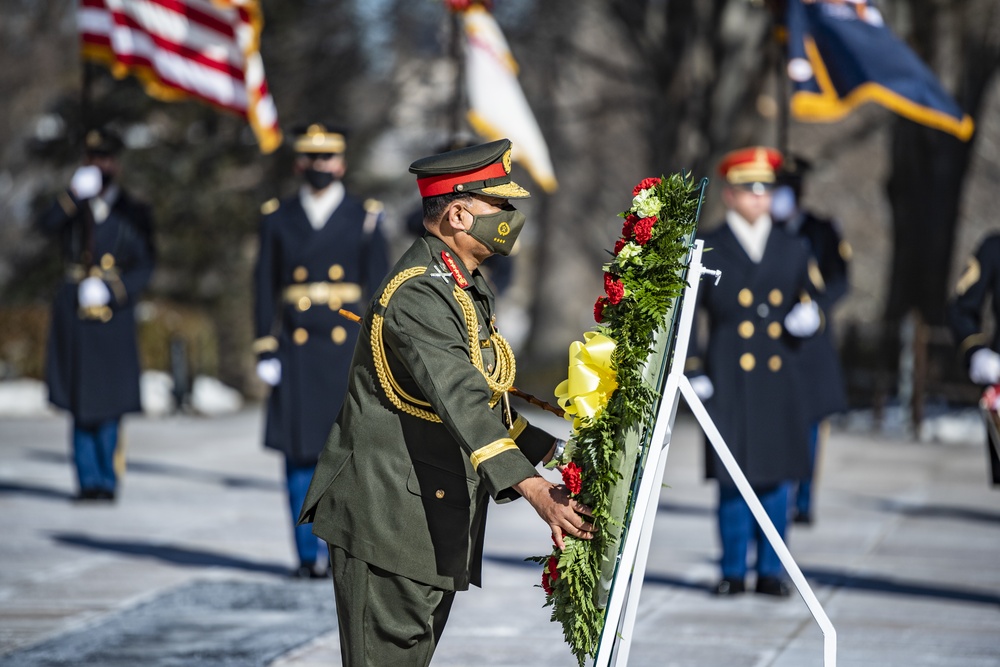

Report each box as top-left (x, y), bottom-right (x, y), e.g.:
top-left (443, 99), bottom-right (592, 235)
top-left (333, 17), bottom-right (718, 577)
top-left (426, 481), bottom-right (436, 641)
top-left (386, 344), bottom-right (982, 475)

top-left (440, 251), bottom-right (469, 289)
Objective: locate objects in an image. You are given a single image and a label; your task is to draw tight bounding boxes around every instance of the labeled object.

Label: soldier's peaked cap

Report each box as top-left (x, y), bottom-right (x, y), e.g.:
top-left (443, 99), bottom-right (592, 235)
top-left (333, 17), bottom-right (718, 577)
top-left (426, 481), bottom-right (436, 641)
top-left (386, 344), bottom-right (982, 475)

top-left (718, 146), bottom-right (783, 187)
top-left (292, 122), bottom-right (346, 154)
top-left (409, 138), bottom-right (530, 199)
top-left (84, 127), bottom-right (124, 156)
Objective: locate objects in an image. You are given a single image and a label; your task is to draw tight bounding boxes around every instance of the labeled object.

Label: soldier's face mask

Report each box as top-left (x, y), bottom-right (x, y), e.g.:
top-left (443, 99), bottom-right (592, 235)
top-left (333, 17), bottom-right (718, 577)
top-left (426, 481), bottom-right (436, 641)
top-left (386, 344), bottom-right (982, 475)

top-left (304, 168), bottom-right (337, 190)
top-left (462, 203), bottom-right (525, 256)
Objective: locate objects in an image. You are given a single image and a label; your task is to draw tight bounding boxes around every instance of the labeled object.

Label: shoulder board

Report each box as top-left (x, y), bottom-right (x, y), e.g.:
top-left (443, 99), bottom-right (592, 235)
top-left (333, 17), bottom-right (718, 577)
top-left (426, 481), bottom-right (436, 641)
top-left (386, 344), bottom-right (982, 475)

top-left (363, 198), bottom-right (384, 214)
top-left (260, 198), bottom-right (280, 215)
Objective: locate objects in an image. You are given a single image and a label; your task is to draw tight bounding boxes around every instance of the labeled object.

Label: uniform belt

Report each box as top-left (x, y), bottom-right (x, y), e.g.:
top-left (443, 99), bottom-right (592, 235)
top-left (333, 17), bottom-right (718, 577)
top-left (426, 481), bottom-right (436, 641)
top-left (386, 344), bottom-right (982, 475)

top-left (282, 282), bottom-right (362, 308)
top-left (66, 264), bottom-right (120, 283)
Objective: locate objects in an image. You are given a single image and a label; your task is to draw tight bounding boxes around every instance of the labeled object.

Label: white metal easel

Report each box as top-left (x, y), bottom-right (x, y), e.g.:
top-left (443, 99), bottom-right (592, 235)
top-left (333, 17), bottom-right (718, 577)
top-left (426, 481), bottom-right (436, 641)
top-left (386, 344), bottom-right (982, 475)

top-left (594, 240), bottom-right (837, 667)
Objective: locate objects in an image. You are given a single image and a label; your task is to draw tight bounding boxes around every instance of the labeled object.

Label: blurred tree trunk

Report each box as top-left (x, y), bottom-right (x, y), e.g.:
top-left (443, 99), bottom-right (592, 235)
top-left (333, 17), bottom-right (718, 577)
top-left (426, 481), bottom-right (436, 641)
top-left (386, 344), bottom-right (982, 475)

top-left (885, 0), bottom-right (1000, 327)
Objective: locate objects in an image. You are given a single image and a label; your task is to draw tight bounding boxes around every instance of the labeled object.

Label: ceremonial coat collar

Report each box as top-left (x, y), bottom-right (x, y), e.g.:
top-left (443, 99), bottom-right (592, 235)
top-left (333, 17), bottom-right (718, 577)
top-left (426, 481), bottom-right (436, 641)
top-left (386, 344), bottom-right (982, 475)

top-left (423, 235), bottom-right (492, 298)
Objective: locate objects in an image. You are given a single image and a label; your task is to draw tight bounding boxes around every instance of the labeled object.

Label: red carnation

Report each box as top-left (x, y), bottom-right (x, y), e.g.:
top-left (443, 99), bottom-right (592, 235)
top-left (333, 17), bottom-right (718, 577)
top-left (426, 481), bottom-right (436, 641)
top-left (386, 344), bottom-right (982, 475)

top-left (605, 274), bottom-right (625, 305)
top-left (541, 569), bottom-right (553, 595)
top-left (614, 238), bottom-right (627, 255)
top-left (561, 461), bottom-right (583, 495)
top-left (634, 216), bottom-right (657, 245)
top-left (594, 296), bottom-right (608, 323)
top-left (548, 555), bottom-right (560, 581)
top-left (622, 214), bottom-right (638, 239)
top-left (632, 177), bottom-right (662, 196)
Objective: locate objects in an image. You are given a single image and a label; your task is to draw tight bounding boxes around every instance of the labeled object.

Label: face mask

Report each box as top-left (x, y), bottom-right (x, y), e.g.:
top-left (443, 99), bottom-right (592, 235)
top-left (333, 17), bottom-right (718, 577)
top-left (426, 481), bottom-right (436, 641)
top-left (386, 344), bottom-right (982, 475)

top-left (770, 185), bottom-right (797, 222)
top-left (463, 205), bottom-right (525, 256)
top-left (304, 168), bottom-right (336, 191)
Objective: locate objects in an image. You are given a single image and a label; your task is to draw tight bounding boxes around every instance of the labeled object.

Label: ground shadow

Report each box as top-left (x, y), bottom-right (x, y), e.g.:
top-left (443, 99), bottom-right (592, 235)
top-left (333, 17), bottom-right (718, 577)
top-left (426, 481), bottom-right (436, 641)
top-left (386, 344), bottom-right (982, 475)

top-left (0, 481), bottom-right (74, 501)
top-left (51, 533), bottom-right (291, 577)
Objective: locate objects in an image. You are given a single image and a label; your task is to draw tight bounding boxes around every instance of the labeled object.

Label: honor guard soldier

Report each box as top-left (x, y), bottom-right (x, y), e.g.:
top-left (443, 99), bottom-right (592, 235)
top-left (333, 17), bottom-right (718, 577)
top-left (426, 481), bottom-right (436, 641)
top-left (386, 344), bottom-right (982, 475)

top-left (687, 147), bottom-right (820, 597)
top-left (771, 156), bottom-right (850, 524)
top-left (252, 123), bottom-right (390, 578)
top-left (38, 127), bottom-right (155, 502)
top-left (298, 139), bottom-right (592, 666)
top-left (947, 234), bottom-right (1000, 487)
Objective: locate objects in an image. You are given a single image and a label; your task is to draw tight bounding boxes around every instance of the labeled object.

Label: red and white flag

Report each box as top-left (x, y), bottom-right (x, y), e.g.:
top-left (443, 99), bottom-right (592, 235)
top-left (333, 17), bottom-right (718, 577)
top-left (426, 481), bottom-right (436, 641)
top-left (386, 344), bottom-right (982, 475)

top-left (78, 0), bottom-right (281, 153)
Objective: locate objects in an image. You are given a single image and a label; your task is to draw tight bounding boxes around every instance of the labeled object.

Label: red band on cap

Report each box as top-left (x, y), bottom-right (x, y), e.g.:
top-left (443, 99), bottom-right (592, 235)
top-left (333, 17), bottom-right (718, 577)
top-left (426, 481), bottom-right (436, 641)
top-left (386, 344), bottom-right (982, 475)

top-left (417, 162), bottom-right (508, 197)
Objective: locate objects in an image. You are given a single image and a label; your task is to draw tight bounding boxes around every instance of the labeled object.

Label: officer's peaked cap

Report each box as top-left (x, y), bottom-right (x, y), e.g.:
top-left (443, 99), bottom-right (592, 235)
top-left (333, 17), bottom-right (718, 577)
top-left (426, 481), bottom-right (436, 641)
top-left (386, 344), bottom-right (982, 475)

top-left (718, 146), bottom-right (783, 187)
top-left (84, 127), bottom-right (124, 156)
top-left (292, 122), bottom-right (347, 155)
top-left (409, 138), bottom-right (530, 199)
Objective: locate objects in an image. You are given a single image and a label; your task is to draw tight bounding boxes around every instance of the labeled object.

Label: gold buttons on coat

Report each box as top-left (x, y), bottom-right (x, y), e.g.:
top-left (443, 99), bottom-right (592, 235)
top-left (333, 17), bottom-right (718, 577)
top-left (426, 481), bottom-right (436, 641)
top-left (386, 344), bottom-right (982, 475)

top-left (100, 253), bottom-right (115, 270)
top-left (768, 322), bottom-right (783, 339)
top-left (293, 266), bottom-right (308, 282)
top-left (768, 355), bottom-right (782, 371)
top-left (331, 326), bottom-right (347, 344)
top-left (738, 321), bottom-right (754, 339)
top-left (435, 489), bottom-right (446, 499)
top-left (739, 353), bottom-right (756, 371)
top-left (328, 264), bottom-right (344, 281)
top-left (738, 289), bottom-right (753, 307)
top-left (293, 328), bottom-right (309, 345)
top-left (768, 289), bottom-right (783, 306)
top-left (297, 296), bottom-right (312, 311)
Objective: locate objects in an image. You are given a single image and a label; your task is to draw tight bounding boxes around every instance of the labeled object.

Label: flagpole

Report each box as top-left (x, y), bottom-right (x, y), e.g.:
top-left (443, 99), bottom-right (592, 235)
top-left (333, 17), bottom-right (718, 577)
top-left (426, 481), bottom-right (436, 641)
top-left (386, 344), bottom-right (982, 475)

top-left (448, 9), bottom-right (465, 147)
top-left (773, 18), bottom-right (790, 156)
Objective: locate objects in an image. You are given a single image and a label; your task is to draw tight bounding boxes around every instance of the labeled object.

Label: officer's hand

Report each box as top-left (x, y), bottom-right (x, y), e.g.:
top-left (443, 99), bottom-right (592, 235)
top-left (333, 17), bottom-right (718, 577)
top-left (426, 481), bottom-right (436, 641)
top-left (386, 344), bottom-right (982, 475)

top-left (78, 277), bottom-right (111, 307)
top-left (689, 374), bottom-right (714, 401)
top-left (256, 358), bottom-right (282, 386)
top-left (783, 301), bottom-right (821, 338)
top-left (70, 165), bottom-right (102, 200)
top-left (970, 348), bottom-right (1000, 385)
top-left (513, 475), bottom-right (594, 550)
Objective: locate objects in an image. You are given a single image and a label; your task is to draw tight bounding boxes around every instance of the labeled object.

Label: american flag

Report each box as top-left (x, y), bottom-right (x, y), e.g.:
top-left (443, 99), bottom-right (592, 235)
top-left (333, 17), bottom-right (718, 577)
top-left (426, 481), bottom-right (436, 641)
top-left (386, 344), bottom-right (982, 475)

top-left (78, 0), bottom-right (282, 153)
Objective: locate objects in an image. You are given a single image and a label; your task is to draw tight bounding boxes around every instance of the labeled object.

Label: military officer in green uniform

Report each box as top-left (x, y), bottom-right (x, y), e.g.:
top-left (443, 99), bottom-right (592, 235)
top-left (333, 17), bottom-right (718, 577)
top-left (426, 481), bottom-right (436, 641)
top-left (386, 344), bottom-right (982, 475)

top-left (299, 139), bottom-right (593, 665)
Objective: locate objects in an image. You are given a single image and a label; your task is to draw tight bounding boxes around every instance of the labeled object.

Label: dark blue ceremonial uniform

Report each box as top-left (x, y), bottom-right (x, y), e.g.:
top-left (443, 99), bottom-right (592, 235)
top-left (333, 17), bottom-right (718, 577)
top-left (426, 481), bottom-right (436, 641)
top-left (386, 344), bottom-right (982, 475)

top-left (947, 233), bottom-right (1000, 486)
top-left (38, 188), bottom-right (155, 497)
top-left (690, 222), bottom-right (815, 583)
top-left (253, 189), bottom-right (389, 569)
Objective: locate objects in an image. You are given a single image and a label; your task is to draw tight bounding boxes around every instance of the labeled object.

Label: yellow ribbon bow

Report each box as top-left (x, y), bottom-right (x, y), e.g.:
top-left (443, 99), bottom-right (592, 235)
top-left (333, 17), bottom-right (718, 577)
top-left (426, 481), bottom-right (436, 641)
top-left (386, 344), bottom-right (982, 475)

top-left (554, 331), bottom-right (618, 431)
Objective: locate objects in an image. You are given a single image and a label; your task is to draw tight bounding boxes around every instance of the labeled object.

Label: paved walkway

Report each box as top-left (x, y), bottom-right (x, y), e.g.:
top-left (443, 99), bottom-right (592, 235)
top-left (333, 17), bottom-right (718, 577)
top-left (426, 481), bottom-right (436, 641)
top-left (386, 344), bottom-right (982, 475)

top-left (1, 407), bottom-right (998, 666)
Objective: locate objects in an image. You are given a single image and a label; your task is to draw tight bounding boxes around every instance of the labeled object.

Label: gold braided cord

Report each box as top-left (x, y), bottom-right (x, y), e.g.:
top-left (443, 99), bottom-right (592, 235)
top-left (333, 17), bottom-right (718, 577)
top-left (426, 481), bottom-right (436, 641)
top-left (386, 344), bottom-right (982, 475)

top-left (371, 267), bottom-right (442, 423)
top-left (451, 286), bottom-right (516, 406)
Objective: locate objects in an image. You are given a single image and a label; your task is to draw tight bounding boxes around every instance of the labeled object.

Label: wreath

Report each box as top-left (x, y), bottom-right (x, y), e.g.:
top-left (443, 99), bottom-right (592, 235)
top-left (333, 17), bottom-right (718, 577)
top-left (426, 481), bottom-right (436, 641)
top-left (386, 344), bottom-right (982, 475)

top-left (531, 173), bottom-right (702, 665)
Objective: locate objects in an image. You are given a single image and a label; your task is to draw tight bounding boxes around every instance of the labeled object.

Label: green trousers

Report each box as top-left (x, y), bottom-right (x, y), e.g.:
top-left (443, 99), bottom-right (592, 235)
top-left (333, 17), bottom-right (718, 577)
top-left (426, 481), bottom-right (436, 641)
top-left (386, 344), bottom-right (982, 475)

top-left (330, 545), bottom-right (456, 666)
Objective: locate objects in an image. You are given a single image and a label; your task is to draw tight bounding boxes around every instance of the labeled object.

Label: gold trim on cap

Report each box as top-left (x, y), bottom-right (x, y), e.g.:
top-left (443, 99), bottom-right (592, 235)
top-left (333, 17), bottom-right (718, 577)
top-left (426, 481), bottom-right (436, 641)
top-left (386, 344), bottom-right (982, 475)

top-left (738, 289), bottom-right (753, 307)
top-left (293, 328), bottom-right (309, 345)
top-left (739, 353), bottom-right (756, 371)
top-left (502, 147), bottom-right (512, 174)
top-left (293, 126), bottom-right (345, 154)
top-left (469, 438), bottom-right (518, 470)
top-left (768, 289), bottom-right (783, 307)
top-left (738, 321), bottom-right (754, 339)
top-left (328, 264), bottom-right (344, 281)
top-left (480, 180), bottom-right (531, 199)
top-left (768, 322), bottom-right (783, 339)
top-left (293, 266), bottom-right (308, 282)
top-left (252, 336), bottom-right (279, 354)
top-left (768, 355), bottom-right (782, 372)
top-left (331, 326), bottom-right (347, 344)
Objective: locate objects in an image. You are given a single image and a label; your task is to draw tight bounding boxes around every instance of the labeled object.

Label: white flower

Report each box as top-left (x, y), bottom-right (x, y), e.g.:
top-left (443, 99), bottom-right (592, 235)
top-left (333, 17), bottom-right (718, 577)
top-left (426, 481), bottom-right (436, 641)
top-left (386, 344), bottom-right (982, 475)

top-left (616, 242), bottom-right (643, 266)
top-left (632, 189), bottom-right (662, 218)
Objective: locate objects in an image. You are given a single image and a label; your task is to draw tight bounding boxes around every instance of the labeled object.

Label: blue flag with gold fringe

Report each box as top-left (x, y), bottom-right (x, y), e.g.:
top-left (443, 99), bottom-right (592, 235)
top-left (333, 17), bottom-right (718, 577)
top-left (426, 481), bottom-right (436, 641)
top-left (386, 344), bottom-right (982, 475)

top-left (785, 0), bottom-right (974, 141)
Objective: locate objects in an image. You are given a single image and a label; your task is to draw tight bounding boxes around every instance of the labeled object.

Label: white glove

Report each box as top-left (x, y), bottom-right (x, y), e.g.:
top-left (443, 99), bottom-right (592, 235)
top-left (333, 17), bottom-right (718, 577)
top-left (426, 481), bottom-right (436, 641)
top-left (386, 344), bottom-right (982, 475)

top-left (78, 276), bottom-right (111, 307)
top-left (969, 348), bottom-right (1000, 385)
top-left (689, 375), bottom-right (715, 401)
top-left (783, 301), bottom-right (821, 338)
top-left (70, 165), bottom-right (102, 200)
top-left (256, 358), bottom-right (282, 386)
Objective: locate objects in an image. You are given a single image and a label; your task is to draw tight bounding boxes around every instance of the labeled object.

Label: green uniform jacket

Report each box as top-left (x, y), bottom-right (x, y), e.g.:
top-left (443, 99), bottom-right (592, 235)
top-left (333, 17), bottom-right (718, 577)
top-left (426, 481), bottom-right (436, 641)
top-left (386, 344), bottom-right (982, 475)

top-left (299, 234), bottom-right (553, 591)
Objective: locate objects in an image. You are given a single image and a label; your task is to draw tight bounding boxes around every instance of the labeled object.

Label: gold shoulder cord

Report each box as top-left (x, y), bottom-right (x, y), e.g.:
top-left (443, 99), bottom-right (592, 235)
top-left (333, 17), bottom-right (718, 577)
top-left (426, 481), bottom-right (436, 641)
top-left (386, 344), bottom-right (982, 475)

top-left (370, 268), bottom-right (517, 423)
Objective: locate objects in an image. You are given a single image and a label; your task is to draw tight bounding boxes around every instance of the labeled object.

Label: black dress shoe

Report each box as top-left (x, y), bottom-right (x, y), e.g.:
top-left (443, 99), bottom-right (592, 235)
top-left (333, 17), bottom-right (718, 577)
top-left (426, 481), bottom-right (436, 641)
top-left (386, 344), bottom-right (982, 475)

top-left (95, 490), bottom-right (116, 501)
top-left (74, 489), bottom-right (102, 501)
top-left (755, 576), bottom-right (792, 597)
top-left (712, 577), bottom-right (745, 596)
